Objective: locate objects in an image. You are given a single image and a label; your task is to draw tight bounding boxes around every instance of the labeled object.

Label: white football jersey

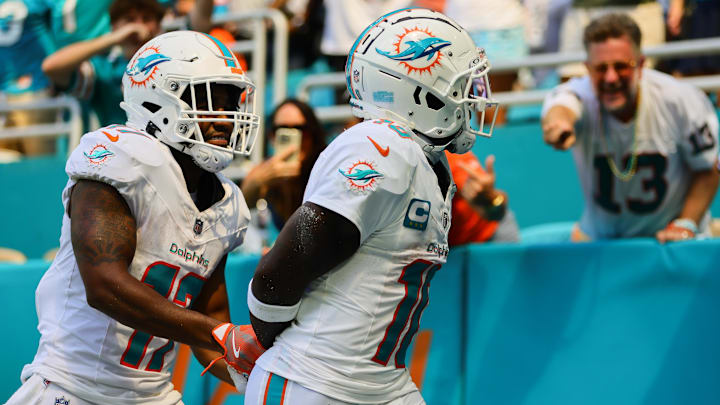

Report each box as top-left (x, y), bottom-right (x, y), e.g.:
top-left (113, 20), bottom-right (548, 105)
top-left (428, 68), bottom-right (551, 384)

top-left (542, 69), bottom-right (719, 239)
top-left (255, 120), bottom-right (455, 404)
top-left (21, 125), bottom-right (250, 404)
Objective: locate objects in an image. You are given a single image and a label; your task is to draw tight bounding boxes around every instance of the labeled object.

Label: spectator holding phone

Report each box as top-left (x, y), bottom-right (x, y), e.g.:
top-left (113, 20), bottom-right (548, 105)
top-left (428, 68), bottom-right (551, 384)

top-left (241, 98), bottom-right (328, 230)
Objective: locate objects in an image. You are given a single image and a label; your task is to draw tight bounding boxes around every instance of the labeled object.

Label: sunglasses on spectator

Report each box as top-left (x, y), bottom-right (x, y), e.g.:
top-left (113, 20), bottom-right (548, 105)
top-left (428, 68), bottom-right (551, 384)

top-left (589, 60), bottom-right (638, 75)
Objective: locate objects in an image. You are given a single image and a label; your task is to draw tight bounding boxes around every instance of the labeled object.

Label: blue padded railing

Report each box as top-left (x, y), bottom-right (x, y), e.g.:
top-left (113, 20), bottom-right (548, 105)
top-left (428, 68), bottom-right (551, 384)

top-left (3, 240), bottom-right (720, 404)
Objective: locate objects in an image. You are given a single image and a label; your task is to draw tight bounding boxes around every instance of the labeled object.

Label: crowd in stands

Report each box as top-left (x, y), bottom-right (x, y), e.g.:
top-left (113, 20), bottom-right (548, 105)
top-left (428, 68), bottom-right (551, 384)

top-left (1, 0), bottom-right (720, 260)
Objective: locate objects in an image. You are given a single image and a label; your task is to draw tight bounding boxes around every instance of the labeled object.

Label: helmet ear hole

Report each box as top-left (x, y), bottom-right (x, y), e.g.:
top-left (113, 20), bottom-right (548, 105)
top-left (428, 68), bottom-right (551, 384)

top-left (142, 102), bottom-right (161, 113)
top-left (425, 92), bottom-right (445, 111)
top-left (146, 121), bottom-right (160, 136)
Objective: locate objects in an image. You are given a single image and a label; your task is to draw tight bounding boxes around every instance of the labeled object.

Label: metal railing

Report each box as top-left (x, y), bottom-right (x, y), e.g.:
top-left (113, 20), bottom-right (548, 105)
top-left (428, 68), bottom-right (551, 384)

top-left (0, 95), bottom-right (83, 150)
top-left (296, 37), bottom-right (720, 123)
top-left (1, 10), bottom-right (289, 180)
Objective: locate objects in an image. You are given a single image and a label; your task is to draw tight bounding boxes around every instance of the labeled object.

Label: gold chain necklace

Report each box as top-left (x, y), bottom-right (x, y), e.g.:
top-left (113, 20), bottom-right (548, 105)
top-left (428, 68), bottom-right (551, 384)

top-left (598, 90), bottom-right (640, 182)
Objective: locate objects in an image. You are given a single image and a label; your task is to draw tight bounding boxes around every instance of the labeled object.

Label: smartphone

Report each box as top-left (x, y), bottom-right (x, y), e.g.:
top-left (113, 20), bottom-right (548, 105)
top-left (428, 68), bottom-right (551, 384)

top-left (273, 127), bottom-right (302, 162)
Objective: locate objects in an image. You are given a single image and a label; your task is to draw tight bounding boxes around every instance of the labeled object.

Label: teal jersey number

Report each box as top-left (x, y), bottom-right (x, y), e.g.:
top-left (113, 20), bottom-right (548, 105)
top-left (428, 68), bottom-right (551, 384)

top-left (120, 261), bottom-right (206, 371)
top-left (51, 0), bottom-right (112, 48)
top-left (372, 259), bottom-right (440, 368)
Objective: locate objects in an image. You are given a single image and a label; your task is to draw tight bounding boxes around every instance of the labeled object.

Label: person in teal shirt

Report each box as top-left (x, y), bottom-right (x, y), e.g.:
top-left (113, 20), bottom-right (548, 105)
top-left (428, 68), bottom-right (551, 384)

top-left (47, 0), bottom-right (114, 49)
top-left (42, 0), bottom-right (166, 127)
top-left (0, 0), bottom-right (57, 155)
top-left (47, 0), bottom-right (183, 49)
top-left (42, 0), bottom-right (216, 128)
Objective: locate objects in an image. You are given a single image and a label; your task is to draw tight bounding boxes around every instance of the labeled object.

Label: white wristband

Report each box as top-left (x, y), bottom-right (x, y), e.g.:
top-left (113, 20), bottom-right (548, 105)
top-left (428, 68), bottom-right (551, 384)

top-left (671, 218), bottom-right (698, 234)
top-left (247, 280), bottom-right (301, 323)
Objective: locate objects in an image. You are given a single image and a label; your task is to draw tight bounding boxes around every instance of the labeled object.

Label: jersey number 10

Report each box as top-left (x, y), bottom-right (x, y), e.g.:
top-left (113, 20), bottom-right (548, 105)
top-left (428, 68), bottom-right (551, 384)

top-left (372, 259), bottom-right (440, 368)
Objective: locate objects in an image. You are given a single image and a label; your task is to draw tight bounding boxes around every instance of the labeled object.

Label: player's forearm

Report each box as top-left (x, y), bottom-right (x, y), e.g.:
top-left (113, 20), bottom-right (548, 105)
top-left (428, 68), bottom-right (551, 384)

top-left (250, 315), bottom-right (291, 350)
top-left (678, 168), bottom-right (720, 224)
top-left (86, 271), bottom-right (223, 350)
top-left (42, 33), bottom-right (119, 87)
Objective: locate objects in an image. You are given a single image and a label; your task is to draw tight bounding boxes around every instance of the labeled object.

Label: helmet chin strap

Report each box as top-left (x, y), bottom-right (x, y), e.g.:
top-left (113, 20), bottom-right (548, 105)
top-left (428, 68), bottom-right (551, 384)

top-left (182, 142), bottom-right (234, 173)
top-left (447, 131), bottom-right (475, 154)
top-left (413, 126), bottom-right (476, 164)
top-left (137, 117), bottom-right (233, 173)
top-left (412, 131), bottom-right (453, 164)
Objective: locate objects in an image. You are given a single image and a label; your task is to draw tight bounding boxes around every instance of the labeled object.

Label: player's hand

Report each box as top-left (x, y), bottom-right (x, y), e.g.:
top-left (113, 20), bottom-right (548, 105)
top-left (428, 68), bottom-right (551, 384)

top-left (656, 220), bottom-right (696, 243)
top-left (202, 323), bottom-right (266, 391)
top-left (215, 323), bottom-right (266, 374)
top-left (542, 113), bottom-right (576, 150)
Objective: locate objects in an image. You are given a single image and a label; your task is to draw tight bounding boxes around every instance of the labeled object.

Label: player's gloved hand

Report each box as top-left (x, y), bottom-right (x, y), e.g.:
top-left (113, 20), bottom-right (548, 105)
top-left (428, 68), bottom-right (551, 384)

top-left (201, 323), bottom-right (267, 392)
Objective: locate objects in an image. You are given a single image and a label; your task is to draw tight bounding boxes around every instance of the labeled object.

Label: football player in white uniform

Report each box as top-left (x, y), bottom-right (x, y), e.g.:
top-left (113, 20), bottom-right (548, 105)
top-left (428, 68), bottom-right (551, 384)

top-left (541, 13), bottom-right (719, 242)
top-left (239, 8), bottom-right (498, 405)
top-left (7, 31), bottom-right (266, 405)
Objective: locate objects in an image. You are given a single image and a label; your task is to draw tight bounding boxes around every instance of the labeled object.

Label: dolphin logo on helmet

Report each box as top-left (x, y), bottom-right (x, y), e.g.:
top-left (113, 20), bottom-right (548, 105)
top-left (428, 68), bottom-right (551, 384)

top-left (126, 53), bottom-right (172, 77)
top-left (376, 37), bottom-right (450, 62)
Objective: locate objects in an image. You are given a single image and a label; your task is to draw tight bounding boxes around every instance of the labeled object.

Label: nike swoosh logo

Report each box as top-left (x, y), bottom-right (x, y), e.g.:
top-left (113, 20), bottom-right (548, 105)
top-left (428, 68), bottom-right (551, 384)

top-left (103, 131), bottom-right (119, 142)
top-left (232, 330), bottom-right (242, 358)
top-left (367, 136), bottom-right (389, 157)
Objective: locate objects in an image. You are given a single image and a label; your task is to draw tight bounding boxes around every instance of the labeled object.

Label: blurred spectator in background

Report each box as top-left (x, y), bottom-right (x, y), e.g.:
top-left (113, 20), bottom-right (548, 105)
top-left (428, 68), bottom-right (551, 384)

top-left (276, 0), bottom-right (326, 70)
top-left (42, 0), bottom-right (215, 129)
top-left (320, 0), bottom-right (414, 74)
top-left (41, 0), bottom-right (166, 127)
top-left (661, 0), bottom-right (720, 77)
top-left (241, 98), bottom-right (327, 234)
top-left (317, 1), bottom-right (447, 105)
top-left (558, 0), bottom-right (665, 78)
top-left (445, 0), bottom-right (529, 125)
top-left (225, 0), bottom-right (325, 70)
top-left (446, 151), bottom-right (520, 245)
top-left (47, 0), bottom-right (114, 49)
top-left (541, 13), bottom-right (719, 242)
top-left (165, 0), bottom-right (214, 32)
top-left (525, 0), bottom-right (573, 87)
top-left (0, 0), bottom-right (57, 156)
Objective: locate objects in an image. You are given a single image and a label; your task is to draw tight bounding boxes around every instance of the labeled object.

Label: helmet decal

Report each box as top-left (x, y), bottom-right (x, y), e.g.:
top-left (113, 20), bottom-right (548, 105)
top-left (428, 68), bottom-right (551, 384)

top-left (126, 46), bottom-right (171, 87)
top-left (345, 8), bottom-right (498, 153)
top-left (201, 33), bottom-right (243, 74)
top-left (376, 27), bottom-right (450, 75)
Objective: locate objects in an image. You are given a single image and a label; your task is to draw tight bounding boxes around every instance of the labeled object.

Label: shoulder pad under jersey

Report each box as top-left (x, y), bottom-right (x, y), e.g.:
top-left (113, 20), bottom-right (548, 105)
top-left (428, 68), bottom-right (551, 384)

top-left (66, 125), bottom-right (169, 186)
top-left (328, 119), bottom-right (423, 195)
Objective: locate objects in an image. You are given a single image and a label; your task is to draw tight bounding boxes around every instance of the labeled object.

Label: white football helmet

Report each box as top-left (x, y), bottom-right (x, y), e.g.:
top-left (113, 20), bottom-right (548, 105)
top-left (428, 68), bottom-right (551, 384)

top-left (346, 8), bottom-right (498, 155)
top-left (121, 30), bottom-right (260, 172)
